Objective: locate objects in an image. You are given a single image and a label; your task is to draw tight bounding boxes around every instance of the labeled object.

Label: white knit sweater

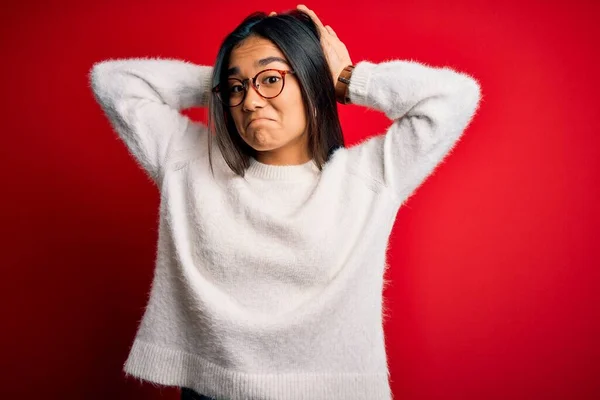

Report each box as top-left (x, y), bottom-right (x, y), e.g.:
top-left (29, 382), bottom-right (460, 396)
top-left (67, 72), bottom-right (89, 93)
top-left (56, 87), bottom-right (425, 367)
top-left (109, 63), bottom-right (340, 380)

top-left (89, 57), bottom-right (481, 400)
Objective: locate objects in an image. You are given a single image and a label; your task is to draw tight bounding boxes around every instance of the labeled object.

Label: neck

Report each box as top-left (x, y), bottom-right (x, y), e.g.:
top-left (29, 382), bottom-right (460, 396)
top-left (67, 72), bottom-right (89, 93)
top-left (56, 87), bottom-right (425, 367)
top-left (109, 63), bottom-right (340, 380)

top-left (254, 132), bottom-right (311, 166)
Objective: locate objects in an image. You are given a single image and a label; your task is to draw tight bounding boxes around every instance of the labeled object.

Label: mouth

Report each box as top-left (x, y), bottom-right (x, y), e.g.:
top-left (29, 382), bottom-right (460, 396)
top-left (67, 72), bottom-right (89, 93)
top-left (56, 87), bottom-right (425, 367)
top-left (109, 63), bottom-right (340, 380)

top-left (246, 118), bottom-right (273, 128)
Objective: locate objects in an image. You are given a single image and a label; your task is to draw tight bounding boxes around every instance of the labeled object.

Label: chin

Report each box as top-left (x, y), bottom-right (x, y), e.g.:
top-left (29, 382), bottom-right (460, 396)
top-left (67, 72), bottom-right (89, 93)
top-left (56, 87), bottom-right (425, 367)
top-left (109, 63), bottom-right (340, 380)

top-left (244, 131), bottom-right (278, 150)
top-left (251, 144), bottom-right (281, 153)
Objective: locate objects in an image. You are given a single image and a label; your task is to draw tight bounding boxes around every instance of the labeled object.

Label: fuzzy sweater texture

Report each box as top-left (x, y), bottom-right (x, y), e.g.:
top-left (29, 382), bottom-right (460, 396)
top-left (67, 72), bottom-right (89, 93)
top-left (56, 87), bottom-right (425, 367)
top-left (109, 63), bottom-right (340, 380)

top-left (89, 56), bottom-right (481, 400)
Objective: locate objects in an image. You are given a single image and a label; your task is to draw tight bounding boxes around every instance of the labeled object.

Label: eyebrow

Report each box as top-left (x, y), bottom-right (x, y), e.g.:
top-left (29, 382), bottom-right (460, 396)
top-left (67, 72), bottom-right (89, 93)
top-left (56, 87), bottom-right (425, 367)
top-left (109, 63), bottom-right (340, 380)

top-left (227, 56), bottom-right (290, 77)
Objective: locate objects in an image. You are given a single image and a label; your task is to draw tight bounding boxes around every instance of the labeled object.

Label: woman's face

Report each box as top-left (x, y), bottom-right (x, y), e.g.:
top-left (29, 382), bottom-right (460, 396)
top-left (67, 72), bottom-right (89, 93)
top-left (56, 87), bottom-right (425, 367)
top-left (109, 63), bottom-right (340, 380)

top-left (227, 36), bottom-right (308, 162)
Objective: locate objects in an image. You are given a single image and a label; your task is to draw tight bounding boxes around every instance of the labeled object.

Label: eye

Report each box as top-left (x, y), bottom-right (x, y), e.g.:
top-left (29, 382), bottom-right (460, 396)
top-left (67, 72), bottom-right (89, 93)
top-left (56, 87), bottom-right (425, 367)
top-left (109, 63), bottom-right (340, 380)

top-left (262, 75), bottom-right (281, 85)
top-left (229, 84), bottom-right (244, 94)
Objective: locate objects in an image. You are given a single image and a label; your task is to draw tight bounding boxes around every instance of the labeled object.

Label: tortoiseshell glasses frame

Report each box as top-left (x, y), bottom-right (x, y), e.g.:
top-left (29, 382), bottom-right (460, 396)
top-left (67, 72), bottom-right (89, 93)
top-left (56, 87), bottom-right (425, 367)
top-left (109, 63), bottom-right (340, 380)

top-left (212, 69), bottom-right (296, 107)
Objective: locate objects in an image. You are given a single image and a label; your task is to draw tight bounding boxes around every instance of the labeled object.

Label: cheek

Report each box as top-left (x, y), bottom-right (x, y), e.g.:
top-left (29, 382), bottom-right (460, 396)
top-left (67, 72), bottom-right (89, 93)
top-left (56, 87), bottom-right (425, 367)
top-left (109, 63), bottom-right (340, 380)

top-left (229, 109), bottom-right (244, 132)
top-left (278, 88), bottom-right (307, 130)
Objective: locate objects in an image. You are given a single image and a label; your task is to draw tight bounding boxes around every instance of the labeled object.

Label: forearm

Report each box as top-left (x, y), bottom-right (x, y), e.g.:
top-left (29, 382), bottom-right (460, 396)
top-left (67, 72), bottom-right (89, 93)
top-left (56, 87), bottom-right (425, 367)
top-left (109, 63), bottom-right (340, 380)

top-left (348, 60), bottom-right (480, 127)
top-left (89, 57), bottom-right (213, 111)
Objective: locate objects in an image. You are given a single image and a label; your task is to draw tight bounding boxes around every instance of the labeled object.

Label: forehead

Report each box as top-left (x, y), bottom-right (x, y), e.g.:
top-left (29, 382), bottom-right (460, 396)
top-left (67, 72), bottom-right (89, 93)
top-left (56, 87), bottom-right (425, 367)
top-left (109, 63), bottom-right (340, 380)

top-left (228, 36), bottom-right (289, 71)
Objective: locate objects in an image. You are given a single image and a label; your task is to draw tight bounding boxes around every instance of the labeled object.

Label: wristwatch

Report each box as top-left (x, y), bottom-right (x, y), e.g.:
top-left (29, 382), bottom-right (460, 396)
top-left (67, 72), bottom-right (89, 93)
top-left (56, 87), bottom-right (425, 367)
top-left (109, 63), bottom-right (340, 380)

top-left (335, 65), bottom-right (355, 105)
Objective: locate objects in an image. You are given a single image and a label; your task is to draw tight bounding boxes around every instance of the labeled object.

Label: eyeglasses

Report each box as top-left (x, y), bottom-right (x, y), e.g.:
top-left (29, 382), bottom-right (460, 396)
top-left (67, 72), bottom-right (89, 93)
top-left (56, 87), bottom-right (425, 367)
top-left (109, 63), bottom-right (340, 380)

top-left (212, 69), bottom-right (296, 107)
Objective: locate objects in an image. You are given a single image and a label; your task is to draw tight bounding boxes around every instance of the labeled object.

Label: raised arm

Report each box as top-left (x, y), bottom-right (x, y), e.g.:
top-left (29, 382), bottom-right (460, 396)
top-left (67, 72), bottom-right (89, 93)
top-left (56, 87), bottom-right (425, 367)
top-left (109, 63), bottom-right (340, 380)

top-left (345, 60), bottom-right (482, 204)
top-left (293, 5), bottom-right (482, 204)
top-left (89, 58), bottom-right (213, 183)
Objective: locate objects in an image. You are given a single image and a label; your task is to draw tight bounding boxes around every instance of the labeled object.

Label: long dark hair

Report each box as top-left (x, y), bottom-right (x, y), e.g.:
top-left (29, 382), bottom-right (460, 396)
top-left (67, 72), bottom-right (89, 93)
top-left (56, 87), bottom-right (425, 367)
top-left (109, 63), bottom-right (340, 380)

top-left (207, 10), bottom-right (345, 177)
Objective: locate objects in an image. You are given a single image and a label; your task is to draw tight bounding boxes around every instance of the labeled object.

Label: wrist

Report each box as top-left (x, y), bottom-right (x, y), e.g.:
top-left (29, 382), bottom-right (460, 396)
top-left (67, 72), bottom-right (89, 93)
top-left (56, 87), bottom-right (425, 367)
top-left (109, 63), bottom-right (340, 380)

top-left (335, 64), bottom-right (355, 105)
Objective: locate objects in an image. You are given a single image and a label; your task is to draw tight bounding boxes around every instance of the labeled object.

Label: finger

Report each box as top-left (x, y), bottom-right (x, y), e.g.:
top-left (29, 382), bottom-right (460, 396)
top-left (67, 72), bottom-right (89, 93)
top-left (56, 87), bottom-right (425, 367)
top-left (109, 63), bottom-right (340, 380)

top-left (325, 25), bottom-right (338, 38)
top-left (297, 4), bottom-right (325, 30)
top-left (268, 11), bottom-right (277, 16)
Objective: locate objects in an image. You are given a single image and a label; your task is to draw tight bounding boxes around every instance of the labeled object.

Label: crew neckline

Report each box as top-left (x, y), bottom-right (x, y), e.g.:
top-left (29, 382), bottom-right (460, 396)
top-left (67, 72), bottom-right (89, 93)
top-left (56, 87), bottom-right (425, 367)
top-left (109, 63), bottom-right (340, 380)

top-left (246, 157), bottom-right (320, 181)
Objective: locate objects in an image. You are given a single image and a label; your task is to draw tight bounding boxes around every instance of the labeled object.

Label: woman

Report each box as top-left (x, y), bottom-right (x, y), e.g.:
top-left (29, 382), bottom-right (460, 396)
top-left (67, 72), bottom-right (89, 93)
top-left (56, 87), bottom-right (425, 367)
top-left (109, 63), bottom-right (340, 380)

top-left (90, 5), bottom-right (481, 400)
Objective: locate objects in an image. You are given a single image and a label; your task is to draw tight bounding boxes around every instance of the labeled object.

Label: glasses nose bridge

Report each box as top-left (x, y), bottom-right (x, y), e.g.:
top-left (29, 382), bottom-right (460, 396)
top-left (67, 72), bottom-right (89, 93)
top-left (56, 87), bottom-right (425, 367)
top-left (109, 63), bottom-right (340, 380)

top-left (241, 76), bottom-right (264, 108)
top-left (247, 74), bottom-right (262, 92)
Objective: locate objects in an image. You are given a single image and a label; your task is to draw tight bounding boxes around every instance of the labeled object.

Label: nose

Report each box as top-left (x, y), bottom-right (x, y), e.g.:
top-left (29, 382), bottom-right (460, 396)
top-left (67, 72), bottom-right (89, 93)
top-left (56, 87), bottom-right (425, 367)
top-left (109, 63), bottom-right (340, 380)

top-left (241, 82), bottom-right (266, 112)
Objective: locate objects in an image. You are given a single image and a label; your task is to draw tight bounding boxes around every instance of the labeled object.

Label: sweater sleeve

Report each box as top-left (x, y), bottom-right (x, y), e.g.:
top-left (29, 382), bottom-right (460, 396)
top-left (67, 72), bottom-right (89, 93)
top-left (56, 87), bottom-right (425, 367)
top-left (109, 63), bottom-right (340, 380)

top-left (345, 60), bottom-right (482, 204)
top-left (89, 58), bottom-right (213, 183)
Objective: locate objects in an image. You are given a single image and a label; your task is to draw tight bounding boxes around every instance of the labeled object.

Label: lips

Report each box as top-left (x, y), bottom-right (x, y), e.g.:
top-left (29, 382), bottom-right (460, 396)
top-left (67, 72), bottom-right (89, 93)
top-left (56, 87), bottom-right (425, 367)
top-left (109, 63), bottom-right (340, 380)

top-left (246, 118), bottom-right (273, 128)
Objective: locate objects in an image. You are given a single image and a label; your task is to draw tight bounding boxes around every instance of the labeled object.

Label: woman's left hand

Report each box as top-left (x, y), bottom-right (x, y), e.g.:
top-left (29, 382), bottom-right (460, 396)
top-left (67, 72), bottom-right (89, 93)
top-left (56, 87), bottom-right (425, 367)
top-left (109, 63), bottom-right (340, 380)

top-left (296, 5), bottom-right (353, 85)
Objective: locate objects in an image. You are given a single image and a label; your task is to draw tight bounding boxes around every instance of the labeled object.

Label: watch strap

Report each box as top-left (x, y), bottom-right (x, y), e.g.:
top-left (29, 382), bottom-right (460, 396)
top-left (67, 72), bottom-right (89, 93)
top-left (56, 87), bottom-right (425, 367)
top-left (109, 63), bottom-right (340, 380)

top-left (335, 65), bottom-right (355, 105)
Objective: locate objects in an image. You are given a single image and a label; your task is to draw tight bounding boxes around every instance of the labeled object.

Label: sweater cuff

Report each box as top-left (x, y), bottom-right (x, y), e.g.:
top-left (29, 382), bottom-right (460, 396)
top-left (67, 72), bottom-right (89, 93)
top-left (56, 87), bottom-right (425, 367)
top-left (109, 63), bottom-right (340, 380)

top-left (199, 66), bottom-right (214, 107)
top-left (348, 61), bottom-right (377, 106)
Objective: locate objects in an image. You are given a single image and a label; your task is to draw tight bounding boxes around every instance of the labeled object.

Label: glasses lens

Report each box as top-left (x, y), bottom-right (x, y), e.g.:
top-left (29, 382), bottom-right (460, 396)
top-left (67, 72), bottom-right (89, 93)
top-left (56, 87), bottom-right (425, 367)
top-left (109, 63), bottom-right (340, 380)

top-left (225, 78), bottom-right (245, 107)
top-left (256, 70), bottom-right (285, 99)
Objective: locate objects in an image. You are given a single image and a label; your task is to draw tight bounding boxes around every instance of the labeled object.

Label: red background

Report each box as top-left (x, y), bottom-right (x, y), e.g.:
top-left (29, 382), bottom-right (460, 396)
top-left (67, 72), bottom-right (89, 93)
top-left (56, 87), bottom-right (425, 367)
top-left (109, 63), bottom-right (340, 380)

top-left (1, 0), bottom-right (598, 399)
